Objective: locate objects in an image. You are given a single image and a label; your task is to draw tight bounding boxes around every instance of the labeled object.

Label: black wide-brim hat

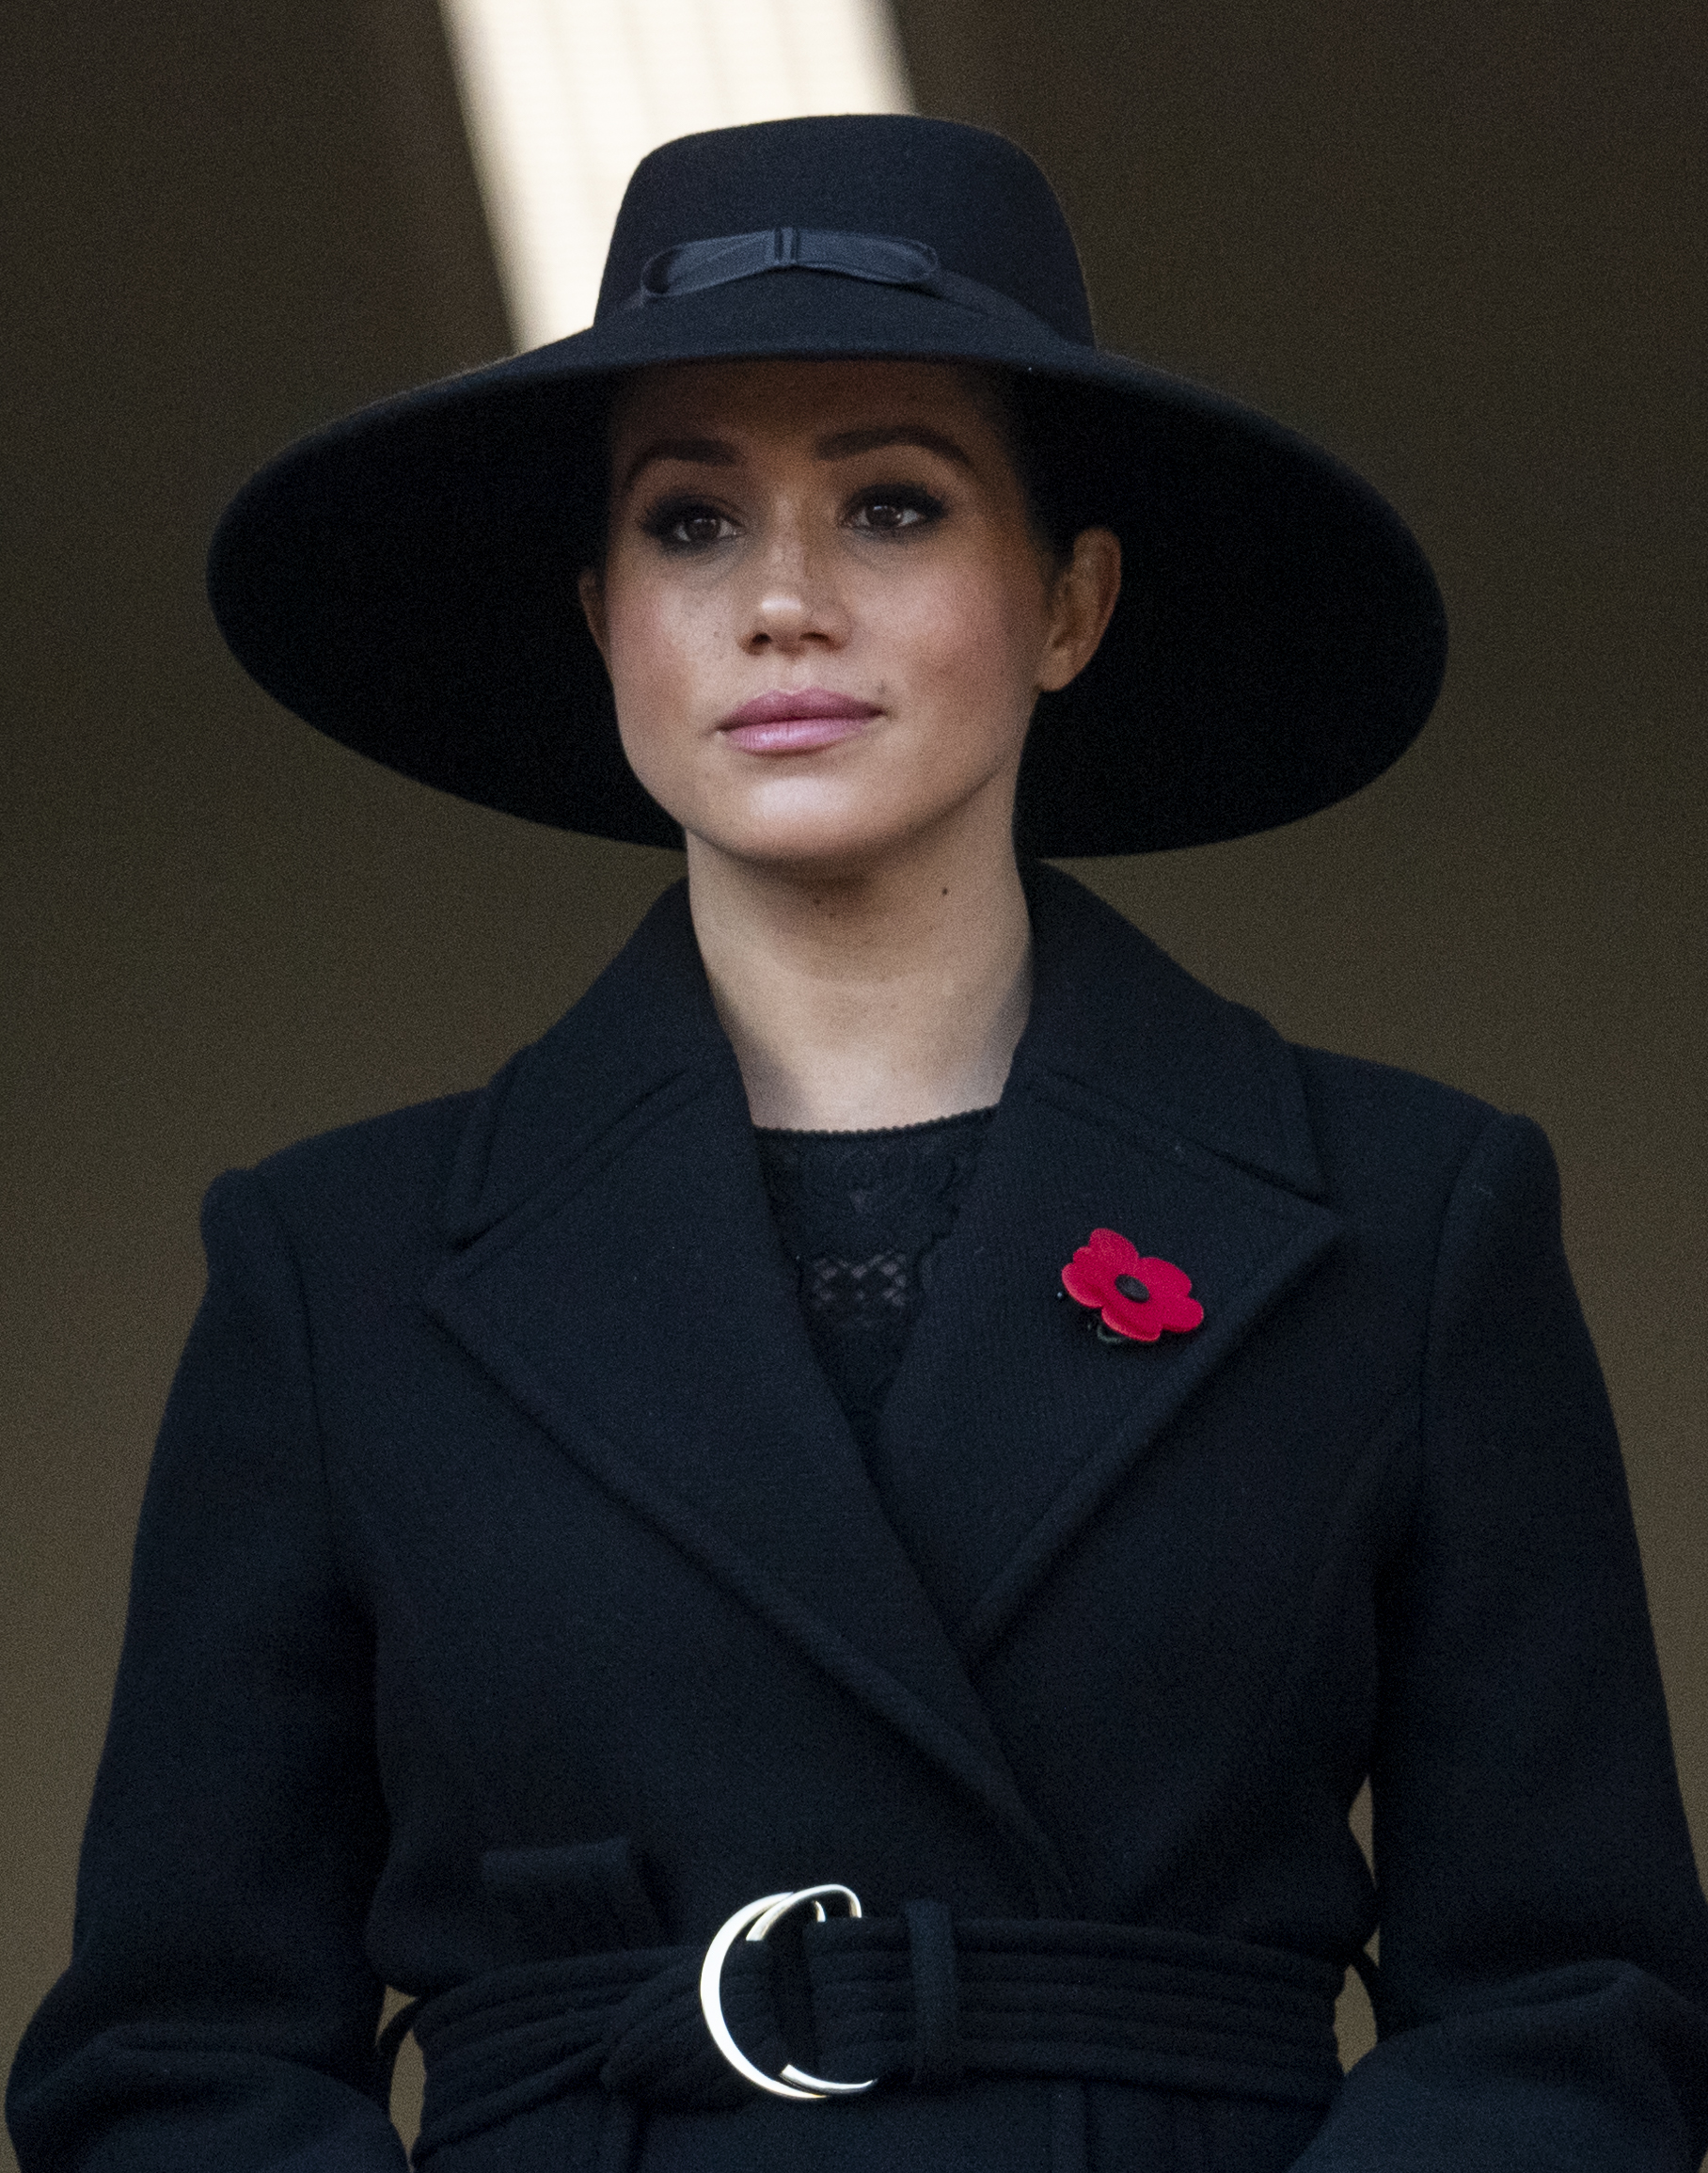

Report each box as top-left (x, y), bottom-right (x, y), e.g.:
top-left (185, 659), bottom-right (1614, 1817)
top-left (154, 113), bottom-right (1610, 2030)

top-left (208, 115), bottom-right (1446, 856)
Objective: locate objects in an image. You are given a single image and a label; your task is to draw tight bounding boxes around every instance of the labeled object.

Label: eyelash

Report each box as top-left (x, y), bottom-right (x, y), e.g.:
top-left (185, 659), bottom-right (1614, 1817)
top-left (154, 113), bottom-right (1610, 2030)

top-left (850, 484), bottom-right (946, 535)
top-left (639, 484), bottom-right (948, 551)
top-left (640, 499), bottom-right (735, 549)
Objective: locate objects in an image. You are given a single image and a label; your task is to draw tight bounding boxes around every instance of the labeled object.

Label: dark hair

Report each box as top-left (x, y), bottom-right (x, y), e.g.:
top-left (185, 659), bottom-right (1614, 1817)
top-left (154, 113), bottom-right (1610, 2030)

top-left (979, 369), bottom-right (1100, 573)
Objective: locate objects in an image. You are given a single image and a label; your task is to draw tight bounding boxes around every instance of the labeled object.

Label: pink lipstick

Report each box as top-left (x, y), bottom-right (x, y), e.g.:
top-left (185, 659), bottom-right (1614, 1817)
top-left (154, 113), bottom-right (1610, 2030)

top-left (719, 689), bottom-right (880, 754)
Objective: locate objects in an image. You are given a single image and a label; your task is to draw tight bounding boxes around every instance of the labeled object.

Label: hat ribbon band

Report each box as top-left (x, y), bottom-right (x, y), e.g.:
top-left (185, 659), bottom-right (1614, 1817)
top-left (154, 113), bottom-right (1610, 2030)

top-left (625, 227), bottom-right (1068, 340)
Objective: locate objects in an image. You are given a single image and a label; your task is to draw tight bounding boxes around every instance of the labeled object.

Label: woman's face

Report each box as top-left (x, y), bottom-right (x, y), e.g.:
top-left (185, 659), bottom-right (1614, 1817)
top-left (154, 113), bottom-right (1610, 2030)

top-left (579, 358), bottom-right (1118, 874)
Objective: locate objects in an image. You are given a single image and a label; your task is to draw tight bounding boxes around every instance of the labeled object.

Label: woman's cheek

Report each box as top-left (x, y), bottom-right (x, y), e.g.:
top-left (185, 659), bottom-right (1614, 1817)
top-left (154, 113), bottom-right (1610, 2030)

top-left (606, 594), bottom-right (711, 786)
top-left (896, 566), bottom-right (1044, 748)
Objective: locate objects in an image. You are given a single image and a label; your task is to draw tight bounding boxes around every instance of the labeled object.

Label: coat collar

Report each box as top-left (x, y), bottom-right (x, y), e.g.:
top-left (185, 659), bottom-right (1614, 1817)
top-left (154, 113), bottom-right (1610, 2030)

top-left (427, 865), bottom-right (1338, 1906)
top-left (1012, 863), bottom-right (1325, 1198)
top-left (441, 862), bottom-right (1323, 1246)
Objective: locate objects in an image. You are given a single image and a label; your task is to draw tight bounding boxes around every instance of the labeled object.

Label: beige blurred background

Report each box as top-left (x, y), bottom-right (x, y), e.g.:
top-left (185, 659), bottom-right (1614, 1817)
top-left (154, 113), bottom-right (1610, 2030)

top-left (5, 2), bottom-right (1704, 2161)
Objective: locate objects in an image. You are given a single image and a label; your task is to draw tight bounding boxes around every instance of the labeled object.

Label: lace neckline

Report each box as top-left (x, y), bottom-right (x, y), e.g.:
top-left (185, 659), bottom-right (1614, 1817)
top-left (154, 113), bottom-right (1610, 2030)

top-left (753, 1104), bottom-right (999, 1143)
top-left (751, 1105), bottom-right (998, 1455)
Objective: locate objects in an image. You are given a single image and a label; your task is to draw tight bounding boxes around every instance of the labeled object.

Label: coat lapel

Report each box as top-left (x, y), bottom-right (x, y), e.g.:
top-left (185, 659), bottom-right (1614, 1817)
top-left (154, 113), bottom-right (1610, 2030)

top-left (426, 883), bottom-right (1074, 1906)
top-left (870, 864), bottom-right (1343, 1666)
top-left (426, 868), bottom-right (1340, 1900)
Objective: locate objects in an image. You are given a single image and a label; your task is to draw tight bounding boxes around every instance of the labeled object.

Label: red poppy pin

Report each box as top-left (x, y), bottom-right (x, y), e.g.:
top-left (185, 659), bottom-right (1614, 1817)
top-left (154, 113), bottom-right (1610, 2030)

top-left (1061, 1228), bottom-right (1205, 1345)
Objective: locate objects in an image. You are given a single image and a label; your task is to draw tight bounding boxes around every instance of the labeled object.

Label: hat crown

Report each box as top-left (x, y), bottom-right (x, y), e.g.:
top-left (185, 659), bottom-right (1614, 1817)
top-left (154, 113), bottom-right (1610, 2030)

top-left (593, 114), bottom-right (1096, 344)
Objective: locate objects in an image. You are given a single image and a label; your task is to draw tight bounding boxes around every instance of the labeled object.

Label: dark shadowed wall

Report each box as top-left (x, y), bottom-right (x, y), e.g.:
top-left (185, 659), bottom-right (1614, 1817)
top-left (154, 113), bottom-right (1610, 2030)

top-left (5, 3), bottom-right (1703, 2162)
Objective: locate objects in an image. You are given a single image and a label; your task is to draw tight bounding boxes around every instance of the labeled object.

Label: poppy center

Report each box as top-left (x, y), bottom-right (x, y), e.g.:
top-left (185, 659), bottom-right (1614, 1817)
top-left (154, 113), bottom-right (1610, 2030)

top-left (1114, 1274), bottom-right (1150, 1303)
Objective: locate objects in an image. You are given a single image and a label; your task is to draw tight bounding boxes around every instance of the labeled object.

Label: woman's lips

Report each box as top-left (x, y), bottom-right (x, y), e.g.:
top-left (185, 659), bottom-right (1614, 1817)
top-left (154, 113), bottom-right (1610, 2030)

top-left (719, 689), bottom-right (880, 754)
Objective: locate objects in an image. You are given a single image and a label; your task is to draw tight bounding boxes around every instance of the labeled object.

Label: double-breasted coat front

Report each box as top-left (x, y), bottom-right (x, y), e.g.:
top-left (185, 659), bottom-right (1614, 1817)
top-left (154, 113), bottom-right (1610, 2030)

top-left (11, 864), bottom-right (1708, 2173)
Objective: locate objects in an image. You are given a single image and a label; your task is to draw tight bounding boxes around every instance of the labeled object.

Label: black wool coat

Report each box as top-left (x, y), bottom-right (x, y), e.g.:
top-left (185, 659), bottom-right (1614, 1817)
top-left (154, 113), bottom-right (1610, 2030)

top-left (10, 864), bottom-right (1708, 2173)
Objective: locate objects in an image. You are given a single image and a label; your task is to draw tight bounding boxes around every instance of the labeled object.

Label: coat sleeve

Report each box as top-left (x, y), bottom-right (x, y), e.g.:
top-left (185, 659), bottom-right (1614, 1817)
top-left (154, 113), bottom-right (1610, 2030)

top-left (6, 1169), bottom-right (409, 2172)
top-left (1291, 1112), bottom-right (1708, 2171)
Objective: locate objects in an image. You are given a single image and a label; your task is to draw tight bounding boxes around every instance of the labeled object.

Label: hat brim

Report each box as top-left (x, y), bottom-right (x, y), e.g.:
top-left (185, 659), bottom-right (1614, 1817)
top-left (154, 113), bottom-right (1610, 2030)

top-left (207, 270), bottom-right (1447, 855)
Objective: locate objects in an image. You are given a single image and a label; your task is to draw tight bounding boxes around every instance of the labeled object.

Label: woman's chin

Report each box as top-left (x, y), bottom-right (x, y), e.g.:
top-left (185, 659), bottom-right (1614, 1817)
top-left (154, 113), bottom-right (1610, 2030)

top-left (686, 813), bottom-right (911, 878)
top-left (662, 764), bottom-right (1020, 880)
top-left (676, 793), bottom-right (977, 880)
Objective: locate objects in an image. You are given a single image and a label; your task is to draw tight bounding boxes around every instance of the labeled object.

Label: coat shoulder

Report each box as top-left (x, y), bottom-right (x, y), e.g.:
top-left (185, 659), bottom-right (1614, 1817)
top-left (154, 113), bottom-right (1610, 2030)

top-left (1029, 866), bottom-right (1527, 1213)
top-left (1286, 1038), bottom-right (1542, 1223)
top-left (1291, 1039), bottom-right (1499, 1149)
top-left (233, 1084), bottom-right (487, 1254)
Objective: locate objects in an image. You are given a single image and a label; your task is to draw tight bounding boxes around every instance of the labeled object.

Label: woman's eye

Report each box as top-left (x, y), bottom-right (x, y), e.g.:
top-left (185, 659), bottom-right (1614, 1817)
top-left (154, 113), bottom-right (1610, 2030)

top-left (642, 502), bottom-right (738, 549)
top-left (849, 489), bottom-right (944, 536)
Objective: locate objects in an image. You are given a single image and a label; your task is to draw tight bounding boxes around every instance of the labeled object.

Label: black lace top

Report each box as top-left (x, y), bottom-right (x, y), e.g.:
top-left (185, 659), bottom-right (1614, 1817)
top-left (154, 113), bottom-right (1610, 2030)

top-left (753, 1107), bottom-right (996, 1458)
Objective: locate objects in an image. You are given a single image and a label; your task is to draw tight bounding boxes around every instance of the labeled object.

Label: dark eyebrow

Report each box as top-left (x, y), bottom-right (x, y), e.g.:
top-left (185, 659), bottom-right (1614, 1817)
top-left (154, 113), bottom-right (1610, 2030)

top-left (619, 436), bottom-right (740, 493)
top-left (814, 424), bottom-right (973, 468)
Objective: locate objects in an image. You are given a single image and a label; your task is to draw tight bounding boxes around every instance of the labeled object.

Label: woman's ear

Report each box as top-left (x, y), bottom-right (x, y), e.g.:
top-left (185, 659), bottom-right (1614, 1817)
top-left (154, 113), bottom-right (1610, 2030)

top-left (1036, 527), bottom-right (1122, 693)
top-left (577, 566), bottom-right (611, 672)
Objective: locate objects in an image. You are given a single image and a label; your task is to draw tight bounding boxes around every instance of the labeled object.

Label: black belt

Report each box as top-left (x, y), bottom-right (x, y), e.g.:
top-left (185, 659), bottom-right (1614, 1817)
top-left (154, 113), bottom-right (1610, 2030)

top-left (392, 1911), bottom-right (1346, 2161)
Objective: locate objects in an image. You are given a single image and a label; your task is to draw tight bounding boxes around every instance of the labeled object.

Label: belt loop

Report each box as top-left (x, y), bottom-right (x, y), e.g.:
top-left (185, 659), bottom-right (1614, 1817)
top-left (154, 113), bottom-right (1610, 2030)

top-left (596, 2097), bottom-right (641, 2173)
top-left (1051, 2080), bottom-right (1089, 2173)
top-left (902, 1898), bottom-right (963, 2088)
top-left (1171, 2093), bottom-right (1210, 2173)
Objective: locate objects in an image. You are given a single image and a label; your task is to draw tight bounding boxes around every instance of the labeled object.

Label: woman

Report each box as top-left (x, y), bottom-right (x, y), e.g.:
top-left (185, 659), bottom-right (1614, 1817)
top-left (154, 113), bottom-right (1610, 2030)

top-left (9, 114), bottom-right (1708, 2173)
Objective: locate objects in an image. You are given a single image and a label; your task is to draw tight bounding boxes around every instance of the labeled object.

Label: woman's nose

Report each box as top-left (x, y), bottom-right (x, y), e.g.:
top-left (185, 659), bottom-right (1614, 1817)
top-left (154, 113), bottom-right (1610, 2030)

top-left (741, 522), bottom-right (849, 654)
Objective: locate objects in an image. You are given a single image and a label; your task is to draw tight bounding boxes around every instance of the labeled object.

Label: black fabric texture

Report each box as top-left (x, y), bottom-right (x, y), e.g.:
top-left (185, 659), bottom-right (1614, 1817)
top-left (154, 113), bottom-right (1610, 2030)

top-left (754, 1108), bottom-right (994, 1463)
top-left (8, 864), bottom-right (1708, 2173)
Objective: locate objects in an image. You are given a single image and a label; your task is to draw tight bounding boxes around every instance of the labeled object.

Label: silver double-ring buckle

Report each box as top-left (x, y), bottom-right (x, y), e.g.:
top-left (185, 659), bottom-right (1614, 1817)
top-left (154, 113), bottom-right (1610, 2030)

top-left (698, 1884), bottom-right (878, 2102)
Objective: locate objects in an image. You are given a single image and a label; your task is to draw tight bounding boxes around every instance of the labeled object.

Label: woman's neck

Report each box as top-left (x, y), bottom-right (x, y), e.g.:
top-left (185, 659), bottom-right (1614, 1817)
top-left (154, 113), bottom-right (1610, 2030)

top-left (687, 829), bottom-right (1032, 1132)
